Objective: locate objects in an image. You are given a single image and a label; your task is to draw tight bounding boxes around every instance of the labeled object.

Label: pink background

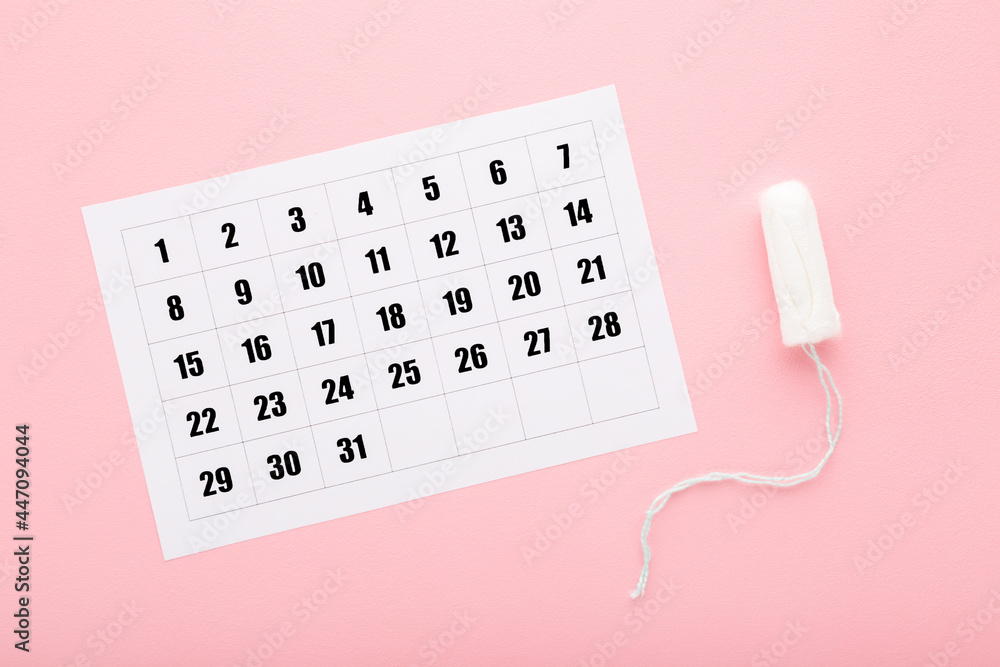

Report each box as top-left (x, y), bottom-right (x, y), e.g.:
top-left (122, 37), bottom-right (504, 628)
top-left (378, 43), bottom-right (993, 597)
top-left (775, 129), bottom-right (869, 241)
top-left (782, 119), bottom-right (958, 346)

top-left (2, 0), bottom-right (998, 664)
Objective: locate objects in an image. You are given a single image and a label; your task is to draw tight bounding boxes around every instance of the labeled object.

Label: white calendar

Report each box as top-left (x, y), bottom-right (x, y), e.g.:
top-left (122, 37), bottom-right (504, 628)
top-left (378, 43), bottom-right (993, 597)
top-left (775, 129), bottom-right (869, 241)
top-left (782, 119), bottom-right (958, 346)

top-left (83, 86), bottom-right (696, 559)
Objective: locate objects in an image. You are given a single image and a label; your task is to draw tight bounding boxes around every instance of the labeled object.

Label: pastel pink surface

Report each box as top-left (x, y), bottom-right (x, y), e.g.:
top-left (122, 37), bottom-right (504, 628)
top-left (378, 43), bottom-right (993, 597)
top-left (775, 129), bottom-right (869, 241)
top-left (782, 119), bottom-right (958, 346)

top-left (2, 0), bottom-right (998, 664)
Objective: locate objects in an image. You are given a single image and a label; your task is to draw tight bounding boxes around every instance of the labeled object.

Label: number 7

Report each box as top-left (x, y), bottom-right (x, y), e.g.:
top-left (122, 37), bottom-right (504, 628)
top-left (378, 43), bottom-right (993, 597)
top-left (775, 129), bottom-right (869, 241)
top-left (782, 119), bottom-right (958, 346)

top-left (557, 143), bottom-right (569, 169)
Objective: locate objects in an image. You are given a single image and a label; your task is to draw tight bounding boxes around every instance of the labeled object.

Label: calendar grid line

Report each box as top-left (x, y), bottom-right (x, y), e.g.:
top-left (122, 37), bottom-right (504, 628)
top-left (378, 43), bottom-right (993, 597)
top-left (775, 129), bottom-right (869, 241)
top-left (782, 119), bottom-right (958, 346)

top-left (182, 400), bottom-right (661, 521)
top-left (588, 119), bottom-right (608, 182)
top-left (450, 120), bottom-right (591, 158)
top-left (320, 172), bottom-right (344, 248)
top-left (120, 233), bottom-right (166, 408)
top-left (621, 286), bottom-right (647, 351)
top-left (570, 360), bottom-right (595, 426)
top-left (173, 459), bottom-right (197, 523)
top-left (638, 346), bottom-right (661, 411)
top-left (592, 177), bottom-right (621, 239)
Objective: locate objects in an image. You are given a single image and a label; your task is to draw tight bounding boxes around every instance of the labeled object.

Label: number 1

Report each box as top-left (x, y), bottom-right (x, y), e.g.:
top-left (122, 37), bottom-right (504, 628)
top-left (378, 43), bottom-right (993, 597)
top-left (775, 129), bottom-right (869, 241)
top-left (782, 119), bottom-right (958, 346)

top-left (154, 238), bottom-right (168, 263)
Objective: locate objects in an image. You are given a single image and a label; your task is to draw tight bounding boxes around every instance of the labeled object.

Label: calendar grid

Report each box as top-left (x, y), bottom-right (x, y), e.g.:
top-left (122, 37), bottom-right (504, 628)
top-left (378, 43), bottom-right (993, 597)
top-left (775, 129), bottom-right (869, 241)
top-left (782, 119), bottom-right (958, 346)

top-left (187, 215), bottom-right (260, 510)
top-left (121, 171), bottom-right (614, 292)
top-left (156, 332), bottom-right (645, 410)
top-left (345, 276), bottom-right (396, 473)
top-left (441, 143), bottom-right (527, 447)
top-left (115, 121), bottom-right (598, 238)
top-left (252, 198), bottom-right (330, 489)
top-left (517, 133), bottom-right (596, 429)
top-left (385, 162), bottom-right (461, 462)
top-left (131, 233), bottom-right (630, 360)
top-left (134, 245), bottom-right (629, 351)
top-left (123, 119), bottom-right (658, 520)
top-left (124, 216), bottom-right (615, 296)
top-left (184, 401), bottom-right (661, 520)
top-left (118, 226), bottom-right (201, 522)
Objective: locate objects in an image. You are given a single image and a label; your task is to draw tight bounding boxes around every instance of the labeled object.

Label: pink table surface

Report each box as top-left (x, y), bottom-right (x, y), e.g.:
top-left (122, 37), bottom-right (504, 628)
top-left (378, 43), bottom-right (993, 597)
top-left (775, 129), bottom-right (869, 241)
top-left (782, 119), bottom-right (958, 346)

top-left (2, 0), bottom-right (998, 664)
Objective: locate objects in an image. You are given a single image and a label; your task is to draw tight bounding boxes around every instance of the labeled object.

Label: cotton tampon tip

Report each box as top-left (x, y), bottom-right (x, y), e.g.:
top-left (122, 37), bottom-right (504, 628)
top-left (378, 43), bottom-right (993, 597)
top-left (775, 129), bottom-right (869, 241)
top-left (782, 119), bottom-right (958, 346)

top-left (759, 181), bottom-right (841, 346)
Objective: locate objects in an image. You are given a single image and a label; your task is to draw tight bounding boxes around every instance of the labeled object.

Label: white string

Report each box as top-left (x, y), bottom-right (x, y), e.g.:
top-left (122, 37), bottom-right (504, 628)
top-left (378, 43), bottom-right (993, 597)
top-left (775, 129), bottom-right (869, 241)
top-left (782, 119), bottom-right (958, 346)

top-left (631, 342), bottom-right (842, 598)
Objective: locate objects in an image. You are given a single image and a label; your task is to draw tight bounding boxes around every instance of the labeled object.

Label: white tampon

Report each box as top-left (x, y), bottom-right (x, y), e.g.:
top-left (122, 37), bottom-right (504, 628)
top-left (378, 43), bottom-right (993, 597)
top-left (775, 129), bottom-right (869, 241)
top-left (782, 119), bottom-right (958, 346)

top-left (759, 180), bottom-right (841, 346)
top-left (630, 180), bottom-right (843, 599)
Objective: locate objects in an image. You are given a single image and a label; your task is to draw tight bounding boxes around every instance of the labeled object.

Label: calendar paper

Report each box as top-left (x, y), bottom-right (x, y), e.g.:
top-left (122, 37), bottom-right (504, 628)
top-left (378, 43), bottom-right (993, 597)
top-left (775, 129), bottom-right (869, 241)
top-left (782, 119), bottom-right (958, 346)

top-left (82, 86), bottom-right (696, 559)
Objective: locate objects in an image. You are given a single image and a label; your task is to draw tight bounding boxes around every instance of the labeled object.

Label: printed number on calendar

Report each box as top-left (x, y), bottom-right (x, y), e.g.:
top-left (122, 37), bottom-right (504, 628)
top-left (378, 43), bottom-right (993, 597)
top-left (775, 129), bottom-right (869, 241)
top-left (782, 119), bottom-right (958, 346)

top-left (589, 312), bottom-right (621, 340)
top-left (289, 207), bottom-right (307, 232)
top-left (221, 222), bottom-right (239, 248)
top-left (267, 451), bottom-right (301, 480)
top-left (201, 467), bottom-right (233, 496)
top-left (358, 191), bottom-right (373, 216)
top-left (524, 328), bottom-right (550, 356)
top-left (312, 319), bottom-right (335, 346)
top-left (443, 288), bottom-right (472, 315)
top-left (322, 376), bottom-right (355, 404)
top-left (242, 335), bottom-right (272, 363)
top-left (296, 262), bottom-right (325, 289)
top-left (337, 435), bottom-right (367, 463)
top-left (456, 344), bottom-right (488, 373)
top-left (234, 279), bottom-right (253, 304)
top-left (564, 198), bottom-right (593, 227)
top-left (496, 215), bottom-right (525, 243)
top-left (578, 256), bottom-right (606, 283)
top-left (187, 408), bottom-right (219, 437)
top-left (389, 360), bottom-right (420, 388)
top-left (509, 272), bottom-right (541, 300)
top-left (174, 351), bottom-right (204, 379)
top-left (430, 231), bottom-right (458, 258)
top-left (255, 391), bottom-right (287, 420)
top-left (376, 303), bottom-right (405, 331)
